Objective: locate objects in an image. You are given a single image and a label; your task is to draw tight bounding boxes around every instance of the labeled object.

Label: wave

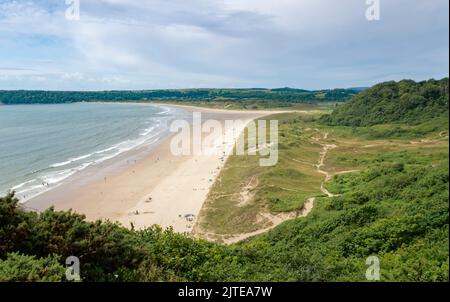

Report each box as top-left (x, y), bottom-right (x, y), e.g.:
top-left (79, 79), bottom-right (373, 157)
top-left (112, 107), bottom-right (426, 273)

top-left (14, 162), bottom-right (92, 197)
top-left (140, 126), bottom-right (156, 136)
top-left (49, 149), bottom-right (109, 168)
top-left (48, 125), bottom-right (160, 169)
top-left (49, 160), bottom-right (73, 168)
top-left (157, 106), bottom-right (172, 115)
top-left (11, 179), bottom-right (35, 191)
top-left (14, 115), bottom-right (173, 203)
top-left (69, 153), bottom-right (95, 162)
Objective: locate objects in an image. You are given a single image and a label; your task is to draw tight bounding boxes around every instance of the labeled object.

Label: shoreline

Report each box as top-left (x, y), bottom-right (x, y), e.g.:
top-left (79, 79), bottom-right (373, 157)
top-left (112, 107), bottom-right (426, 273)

top-left (25, 104), bottom-right (273, 233)
top-left (10, 102), bottom-right (183, 204)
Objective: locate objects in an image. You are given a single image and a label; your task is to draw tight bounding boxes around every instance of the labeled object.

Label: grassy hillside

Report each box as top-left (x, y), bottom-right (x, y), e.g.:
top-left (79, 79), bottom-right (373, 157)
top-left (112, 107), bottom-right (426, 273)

top-left (320, 78), bottom-right (448, 127)
top-left (194, 113), bottom-right (324, 237)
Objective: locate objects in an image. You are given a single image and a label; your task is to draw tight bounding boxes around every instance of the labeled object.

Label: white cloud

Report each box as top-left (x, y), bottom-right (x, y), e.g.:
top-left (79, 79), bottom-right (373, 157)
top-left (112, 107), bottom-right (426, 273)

top-left (0, 0), bottom-right (448, 90)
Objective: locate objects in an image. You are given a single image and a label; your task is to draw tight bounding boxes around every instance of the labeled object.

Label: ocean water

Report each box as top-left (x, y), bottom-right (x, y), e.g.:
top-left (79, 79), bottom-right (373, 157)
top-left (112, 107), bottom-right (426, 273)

top-left (0, 102), bottom-right (187, 201)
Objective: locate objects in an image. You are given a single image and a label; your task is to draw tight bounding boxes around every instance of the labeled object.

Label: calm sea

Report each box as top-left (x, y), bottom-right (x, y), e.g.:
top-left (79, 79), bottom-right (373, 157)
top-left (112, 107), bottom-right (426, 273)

top-left (0, 102), bottom-right (187, 201)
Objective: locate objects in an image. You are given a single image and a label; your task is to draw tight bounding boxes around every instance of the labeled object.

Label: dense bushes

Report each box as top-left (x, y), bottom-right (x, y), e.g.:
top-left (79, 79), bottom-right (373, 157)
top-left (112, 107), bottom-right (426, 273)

top-left (0, 157), bottom-right (447, 281)
top-left (0, 194), bottom-right (149, 281)
top-left (320, 78), bottom-right (449, 127)
top-left (249, 160), bottom-right (449, 281)
top-left (0, 253), bottom-right (65, 282)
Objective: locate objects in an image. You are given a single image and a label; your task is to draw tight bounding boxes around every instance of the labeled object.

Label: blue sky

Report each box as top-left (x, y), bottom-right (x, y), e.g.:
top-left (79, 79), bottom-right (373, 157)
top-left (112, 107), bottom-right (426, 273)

top-left (0, 0), bottom-right (448, 90)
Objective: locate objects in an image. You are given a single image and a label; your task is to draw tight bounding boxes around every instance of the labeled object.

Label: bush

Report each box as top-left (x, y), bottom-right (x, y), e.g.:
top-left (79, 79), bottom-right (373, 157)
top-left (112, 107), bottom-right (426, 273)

top-left (0, 253), bottom-right (65, 282)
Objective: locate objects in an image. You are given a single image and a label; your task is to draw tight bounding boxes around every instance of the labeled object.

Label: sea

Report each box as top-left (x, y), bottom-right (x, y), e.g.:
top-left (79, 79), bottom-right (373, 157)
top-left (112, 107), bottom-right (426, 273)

top-left (0, 102), bottom-right (189, 202)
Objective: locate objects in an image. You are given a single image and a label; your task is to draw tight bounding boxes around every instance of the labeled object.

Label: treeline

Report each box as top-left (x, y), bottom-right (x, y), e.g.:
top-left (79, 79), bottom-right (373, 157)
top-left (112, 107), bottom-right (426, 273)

top-left (320, 78), bottom-right (449, 126)
top-left (0, 88), bottom-right (359, 106)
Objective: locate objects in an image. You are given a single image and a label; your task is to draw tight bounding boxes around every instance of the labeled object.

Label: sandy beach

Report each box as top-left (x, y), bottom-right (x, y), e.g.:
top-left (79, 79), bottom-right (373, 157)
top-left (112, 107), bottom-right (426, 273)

top-left (26, 104), bottom-right (273, 233)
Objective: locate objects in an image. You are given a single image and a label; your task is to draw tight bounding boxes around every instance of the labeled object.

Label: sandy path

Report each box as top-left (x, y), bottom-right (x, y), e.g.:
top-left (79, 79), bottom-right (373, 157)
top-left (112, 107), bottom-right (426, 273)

top-left (315, 132), bottom-right (360, 197)
top-left (195, 130), bottom-right (360, 244)
top-left (217, 197), bottom-right (315, 245)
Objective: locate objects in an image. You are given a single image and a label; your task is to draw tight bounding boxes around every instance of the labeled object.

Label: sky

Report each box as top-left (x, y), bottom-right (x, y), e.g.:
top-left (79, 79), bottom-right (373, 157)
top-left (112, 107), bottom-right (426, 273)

top-left (0, 0), bottom-right (448, 90)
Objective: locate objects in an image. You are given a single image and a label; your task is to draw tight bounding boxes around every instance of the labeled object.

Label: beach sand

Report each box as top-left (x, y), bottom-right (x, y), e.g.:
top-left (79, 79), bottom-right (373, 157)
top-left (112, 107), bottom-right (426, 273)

top-left (26, 105), bottom-right (273, 233)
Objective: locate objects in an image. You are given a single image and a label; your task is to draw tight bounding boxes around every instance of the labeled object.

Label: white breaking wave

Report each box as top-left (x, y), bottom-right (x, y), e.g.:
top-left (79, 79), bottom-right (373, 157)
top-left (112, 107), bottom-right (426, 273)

top-left (11, 179), bottom-right (35, 191)
top-left (157, 106), bottom-right (171, 115)
top-left (12, 109), bottom-right (177, 203)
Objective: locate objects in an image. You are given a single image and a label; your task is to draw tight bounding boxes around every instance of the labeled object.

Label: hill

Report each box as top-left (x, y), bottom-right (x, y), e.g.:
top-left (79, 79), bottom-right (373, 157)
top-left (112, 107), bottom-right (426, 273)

top-left (320, 78), bottom-right (449, 127)
top-left (0, 88), bottom-right (359, 108)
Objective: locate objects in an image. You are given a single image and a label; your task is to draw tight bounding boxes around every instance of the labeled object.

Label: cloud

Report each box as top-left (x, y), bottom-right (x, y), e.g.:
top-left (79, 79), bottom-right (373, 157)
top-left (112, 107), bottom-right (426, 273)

top-left (0, 0), bottom-right (448, 90)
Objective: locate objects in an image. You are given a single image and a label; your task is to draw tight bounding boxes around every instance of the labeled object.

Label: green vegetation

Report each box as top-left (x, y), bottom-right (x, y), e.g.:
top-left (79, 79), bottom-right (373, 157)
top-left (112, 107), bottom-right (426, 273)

top-left (250, 158), bottom-right (448, 281)
top-left (197, 113), bottom-right (324, 236)
top-left (160, 100), bottom-right (339, 110)
top-left (0, 129), bottom-right (447, 281)
top-left (1, 111), bottom-right (447, 281)
top-left (0, 253), bottom-right (65, 282)
top-left (0, 78), bottom-right (448, 281)
top-left (0, 88), bottom-right (359, 108)
top-left (320, 78), bottom-right (448, 127)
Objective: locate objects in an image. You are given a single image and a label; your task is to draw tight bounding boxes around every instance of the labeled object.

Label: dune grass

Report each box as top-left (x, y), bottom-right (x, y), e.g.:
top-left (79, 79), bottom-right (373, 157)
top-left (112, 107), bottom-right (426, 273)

top-left (196, 113), bottom-right (326, 235)
top-left (196, 110), bottom-right (449, 236)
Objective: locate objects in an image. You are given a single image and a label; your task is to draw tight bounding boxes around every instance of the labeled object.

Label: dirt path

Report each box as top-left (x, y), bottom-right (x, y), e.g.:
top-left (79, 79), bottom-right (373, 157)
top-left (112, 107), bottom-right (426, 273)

top-left (316, 144), bottom-right (337, 180)
top-left (193, 131), bottom-right (356, 244)
top-left (314, 132), bottom-right (339, 197)
top-left (195, 197), bottom-right (315, 244)
top-left (410, 132), bottom-right (449, 145)
top-left (315, 133), bottom-right (360, 197)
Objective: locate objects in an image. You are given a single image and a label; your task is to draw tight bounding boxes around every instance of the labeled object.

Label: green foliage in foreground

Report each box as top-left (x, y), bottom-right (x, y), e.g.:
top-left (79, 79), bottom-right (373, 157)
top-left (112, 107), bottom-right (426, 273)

top-left (0, 253), bottom-right (65, 282)
top-left (0, 156), bottom-right (448, 281)
top-left (320, 78), bottom-right (449, 127)
top-left (259, 160), bottom-right (449, 281)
